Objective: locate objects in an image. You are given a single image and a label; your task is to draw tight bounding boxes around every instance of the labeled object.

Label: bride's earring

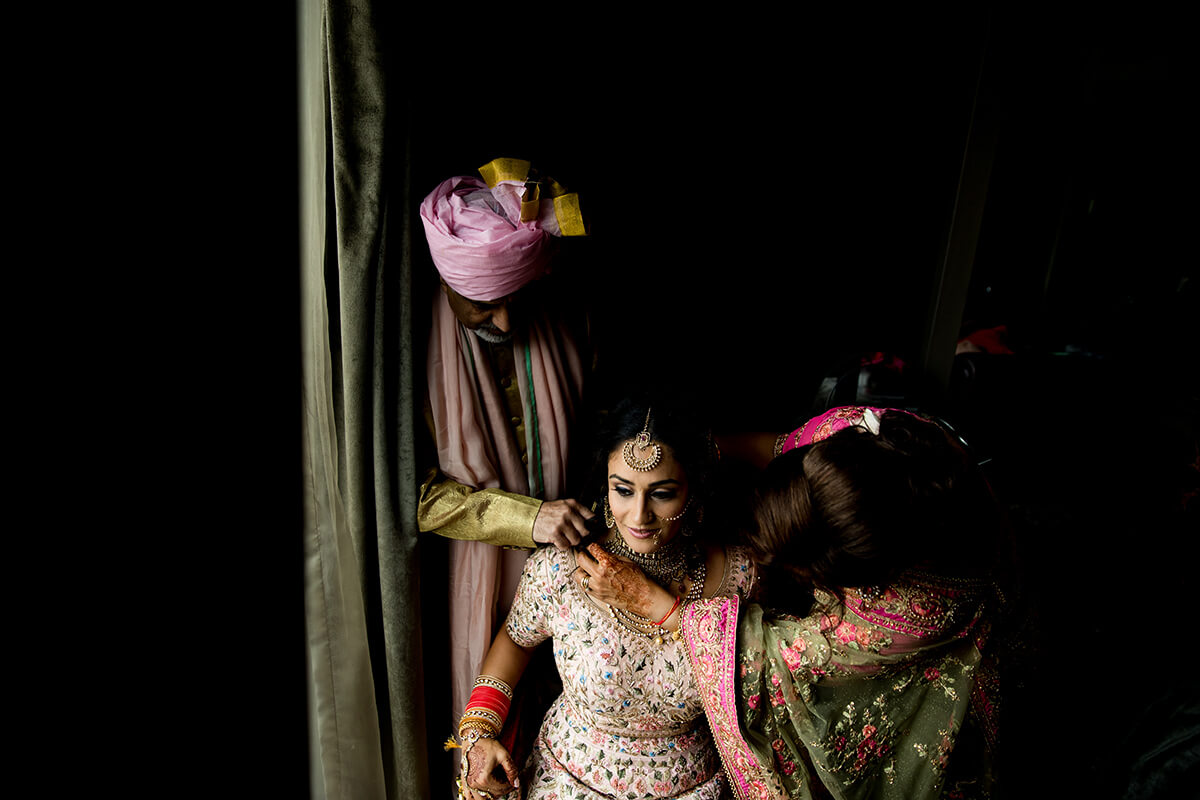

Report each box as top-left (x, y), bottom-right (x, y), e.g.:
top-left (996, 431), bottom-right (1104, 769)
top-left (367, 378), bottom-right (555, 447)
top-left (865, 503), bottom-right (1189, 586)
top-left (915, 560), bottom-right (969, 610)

top-left (603, 496), bottom-right (615, 529)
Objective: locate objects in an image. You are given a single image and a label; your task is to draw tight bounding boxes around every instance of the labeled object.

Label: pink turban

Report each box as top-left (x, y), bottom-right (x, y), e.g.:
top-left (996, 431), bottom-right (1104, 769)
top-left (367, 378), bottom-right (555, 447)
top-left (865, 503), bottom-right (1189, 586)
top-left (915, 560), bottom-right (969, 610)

top-left (779, 406), bottom-right (921, 455)
top-left (419, 158), bottom-right (586, 302)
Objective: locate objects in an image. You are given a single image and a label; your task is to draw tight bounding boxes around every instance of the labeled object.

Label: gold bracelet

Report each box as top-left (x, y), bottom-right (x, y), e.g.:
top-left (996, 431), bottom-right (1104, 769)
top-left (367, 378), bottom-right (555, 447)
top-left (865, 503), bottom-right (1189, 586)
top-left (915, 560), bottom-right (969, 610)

top-left (457, 710), bottom-right (502, 740)
top-left (457, 720), bottom-right (499, 743)
top-left (461, 707), bottom-right (503, 727)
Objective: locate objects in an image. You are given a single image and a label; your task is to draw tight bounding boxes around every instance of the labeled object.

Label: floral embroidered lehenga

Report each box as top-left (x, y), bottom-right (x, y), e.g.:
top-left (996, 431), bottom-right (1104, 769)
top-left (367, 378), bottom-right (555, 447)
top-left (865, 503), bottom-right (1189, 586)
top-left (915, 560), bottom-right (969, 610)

top-left (504, 544), bottom-right (758, 799)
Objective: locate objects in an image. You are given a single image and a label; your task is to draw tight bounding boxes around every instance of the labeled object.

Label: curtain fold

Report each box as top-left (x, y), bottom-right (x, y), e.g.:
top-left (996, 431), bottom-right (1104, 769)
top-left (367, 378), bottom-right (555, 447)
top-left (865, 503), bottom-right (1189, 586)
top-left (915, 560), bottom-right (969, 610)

top-left (301, 1), bottom-right (429, 798)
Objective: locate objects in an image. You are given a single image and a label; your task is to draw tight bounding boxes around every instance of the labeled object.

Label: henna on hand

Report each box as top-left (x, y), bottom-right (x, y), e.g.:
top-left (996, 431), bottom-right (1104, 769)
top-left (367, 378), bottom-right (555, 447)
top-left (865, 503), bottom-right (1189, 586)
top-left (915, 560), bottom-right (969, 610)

top-left (465, 742), bottom-right (487, 789)
top-left (463, 739), bottom-right (514, 797)
top-left (586, 543), bottom-right (666, 617)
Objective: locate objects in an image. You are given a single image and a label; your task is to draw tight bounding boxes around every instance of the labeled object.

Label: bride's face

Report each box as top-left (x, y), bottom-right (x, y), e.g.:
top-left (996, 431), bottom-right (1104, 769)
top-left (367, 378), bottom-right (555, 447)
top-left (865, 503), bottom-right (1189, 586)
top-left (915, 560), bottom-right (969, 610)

top-left (606, 444), bottom-right (690, 554)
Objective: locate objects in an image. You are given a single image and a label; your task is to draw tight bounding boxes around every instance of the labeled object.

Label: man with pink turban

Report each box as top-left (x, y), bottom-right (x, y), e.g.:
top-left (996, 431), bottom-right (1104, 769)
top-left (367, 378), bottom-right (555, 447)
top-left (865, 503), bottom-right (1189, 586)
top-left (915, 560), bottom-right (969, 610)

top-left (417, 158), bottom-right (594, 762)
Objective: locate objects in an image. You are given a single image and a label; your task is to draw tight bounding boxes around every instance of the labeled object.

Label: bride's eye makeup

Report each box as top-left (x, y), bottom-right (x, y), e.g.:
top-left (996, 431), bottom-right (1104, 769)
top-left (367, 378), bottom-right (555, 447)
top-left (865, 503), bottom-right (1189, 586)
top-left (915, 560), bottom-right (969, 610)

top-left (609, 484), bottom-right (682, 502)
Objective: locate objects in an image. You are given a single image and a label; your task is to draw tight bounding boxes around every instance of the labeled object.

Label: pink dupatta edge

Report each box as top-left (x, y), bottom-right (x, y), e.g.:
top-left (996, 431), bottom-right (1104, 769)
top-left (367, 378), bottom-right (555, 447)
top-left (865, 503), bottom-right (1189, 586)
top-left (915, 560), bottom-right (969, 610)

top-left (681, 596), bottom-right (787, 800)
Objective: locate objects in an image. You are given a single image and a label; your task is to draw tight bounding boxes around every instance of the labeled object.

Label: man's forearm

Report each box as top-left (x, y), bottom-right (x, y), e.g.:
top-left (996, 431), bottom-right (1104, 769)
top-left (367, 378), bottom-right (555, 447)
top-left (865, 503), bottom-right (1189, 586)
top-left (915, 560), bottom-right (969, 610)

top-left (417, 468), bottom-right (540, 548)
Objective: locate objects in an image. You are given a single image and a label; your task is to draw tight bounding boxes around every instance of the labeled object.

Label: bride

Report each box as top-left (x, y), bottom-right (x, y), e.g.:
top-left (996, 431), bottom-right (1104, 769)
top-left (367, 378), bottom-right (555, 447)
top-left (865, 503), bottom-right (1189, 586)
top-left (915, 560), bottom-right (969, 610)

top-left (455, 394), bottom-right (759, 800)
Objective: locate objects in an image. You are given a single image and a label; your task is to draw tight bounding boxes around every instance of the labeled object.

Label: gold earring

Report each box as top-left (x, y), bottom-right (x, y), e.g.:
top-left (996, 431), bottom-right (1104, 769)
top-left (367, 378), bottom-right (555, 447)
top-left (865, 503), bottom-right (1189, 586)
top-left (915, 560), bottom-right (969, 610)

top-left (603, 496), bottom-right (615, 529)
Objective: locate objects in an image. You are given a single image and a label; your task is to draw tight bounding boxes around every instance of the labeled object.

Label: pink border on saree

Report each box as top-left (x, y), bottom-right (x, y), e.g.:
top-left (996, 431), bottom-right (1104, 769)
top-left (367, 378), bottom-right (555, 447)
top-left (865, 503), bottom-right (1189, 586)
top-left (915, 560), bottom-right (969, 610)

top-left (682, 596), bottom-right (786, 800)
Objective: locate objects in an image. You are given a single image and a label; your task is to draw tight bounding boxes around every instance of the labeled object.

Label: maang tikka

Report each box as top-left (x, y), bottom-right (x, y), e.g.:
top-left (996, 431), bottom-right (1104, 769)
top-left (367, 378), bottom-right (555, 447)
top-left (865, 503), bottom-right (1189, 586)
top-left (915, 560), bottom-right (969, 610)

top-left (622, 409), bottom-right (662, 472)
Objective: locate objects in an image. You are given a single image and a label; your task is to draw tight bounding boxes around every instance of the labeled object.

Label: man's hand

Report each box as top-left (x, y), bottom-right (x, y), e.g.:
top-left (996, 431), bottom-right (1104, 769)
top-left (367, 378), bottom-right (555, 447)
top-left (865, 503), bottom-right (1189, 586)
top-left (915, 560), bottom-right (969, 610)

top-left (532, 499), bottom-right (593, 549)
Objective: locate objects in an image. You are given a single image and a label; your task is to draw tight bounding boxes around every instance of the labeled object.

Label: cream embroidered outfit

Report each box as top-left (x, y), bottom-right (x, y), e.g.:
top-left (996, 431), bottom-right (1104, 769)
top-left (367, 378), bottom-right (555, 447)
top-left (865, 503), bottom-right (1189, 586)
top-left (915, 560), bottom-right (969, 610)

top-left (504, 544), bottom-right (758, 799)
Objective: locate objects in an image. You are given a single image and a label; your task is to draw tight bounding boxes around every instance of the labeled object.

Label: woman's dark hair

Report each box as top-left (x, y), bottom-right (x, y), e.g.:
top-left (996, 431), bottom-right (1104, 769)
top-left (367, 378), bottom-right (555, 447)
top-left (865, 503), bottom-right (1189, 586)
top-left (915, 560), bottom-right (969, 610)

top-left (586, 392), bottom-right (719, 529)
top-left (750, 411), bottom-right (1005, 613)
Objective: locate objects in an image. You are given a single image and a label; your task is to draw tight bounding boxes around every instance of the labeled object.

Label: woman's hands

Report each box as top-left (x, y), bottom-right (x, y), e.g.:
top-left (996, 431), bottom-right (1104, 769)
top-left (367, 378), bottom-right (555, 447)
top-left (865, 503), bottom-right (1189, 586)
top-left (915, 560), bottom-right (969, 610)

top-left (460, 736), bottom-right (519, 800)
top-left (574, 543), bottom-right (674, 619)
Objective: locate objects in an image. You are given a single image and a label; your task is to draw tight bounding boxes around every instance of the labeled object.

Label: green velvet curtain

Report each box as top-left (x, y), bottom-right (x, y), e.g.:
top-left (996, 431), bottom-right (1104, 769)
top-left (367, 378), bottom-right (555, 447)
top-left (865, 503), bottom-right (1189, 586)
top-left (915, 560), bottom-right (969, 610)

top-left (300, 1), bottom-right (429, 798)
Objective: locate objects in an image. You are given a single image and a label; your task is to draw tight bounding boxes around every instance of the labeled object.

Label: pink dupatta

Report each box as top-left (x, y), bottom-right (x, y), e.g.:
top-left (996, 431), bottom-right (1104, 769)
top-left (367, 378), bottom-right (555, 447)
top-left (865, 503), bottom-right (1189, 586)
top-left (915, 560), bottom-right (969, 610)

top-left (426, 290), bottom-right (586, 729)
top-left (681, 596), bottom-right (788, 800)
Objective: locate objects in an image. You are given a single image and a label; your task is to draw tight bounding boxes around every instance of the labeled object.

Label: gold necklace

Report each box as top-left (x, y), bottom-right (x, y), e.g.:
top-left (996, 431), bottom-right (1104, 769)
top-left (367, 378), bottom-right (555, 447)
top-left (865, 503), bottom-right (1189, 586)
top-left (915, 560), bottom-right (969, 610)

top-left (601, 531), bottom-right (696, 585)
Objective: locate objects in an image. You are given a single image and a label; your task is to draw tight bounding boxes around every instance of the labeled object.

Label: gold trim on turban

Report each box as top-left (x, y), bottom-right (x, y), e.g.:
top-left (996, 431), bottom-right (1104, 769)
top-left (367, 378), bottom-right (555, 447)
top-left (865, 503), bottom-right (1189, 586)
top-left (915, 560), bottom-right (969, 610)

top-left (478, 157), bottom-right (531, 187)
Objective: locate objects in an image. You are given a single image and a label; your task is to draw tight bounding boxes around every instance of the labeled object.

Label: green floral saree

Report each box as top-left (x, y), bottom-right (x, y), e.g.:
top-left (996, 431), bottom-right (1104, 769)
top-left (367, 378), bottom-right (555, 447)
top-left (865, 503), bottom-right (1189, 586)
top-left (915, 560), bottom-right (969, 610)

top-left (681, 574), bottom-right (1000, 799)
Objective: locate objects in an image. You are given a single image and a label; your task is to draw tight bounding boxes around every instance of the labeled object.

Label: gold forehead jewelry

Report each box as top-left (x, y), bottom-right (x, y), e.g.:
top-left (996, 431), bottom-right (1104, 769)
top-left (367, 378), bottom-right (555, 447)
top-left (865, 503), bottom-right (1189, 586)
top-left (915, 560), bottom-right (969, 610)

top-left (622, 409), bottom-right (663, 472)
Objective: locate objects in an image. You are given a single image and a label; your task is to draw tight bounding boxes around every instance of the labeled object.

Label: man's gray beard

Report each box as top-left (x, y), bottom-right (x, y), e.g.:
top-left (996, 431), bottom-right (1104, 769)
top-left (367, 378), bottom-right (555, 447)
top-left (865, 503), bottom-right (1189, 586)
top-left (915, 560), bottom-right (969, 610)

top-left (471, 326), bottom-right (512, 344)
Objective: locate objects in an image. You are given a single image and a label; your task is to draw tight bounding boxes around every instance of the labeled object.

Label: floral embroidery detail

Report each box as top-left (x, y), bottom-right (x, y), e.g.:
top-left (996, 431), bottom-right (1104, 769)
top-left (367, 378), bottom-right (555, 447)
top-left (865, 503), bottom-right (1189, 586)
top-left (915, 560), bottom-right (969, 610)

top-left (730, 568), bottom-right (994, 799)
top-left (835, 572), bottom-right (989, 640)
top-left (778, 638), bottom-right (807, 671)
top-left (830, 618), bottom-right (890, 652)
top-left (927, 656), bottom-right (974, 702)
top-left (817, 698), bottom-right (898, 783)
top-left (505, 546), bottom-right (747, 799)
top-left (913, 726), bottom-right (957, 773)
top-left (834, 621), bottom-right (858, 645)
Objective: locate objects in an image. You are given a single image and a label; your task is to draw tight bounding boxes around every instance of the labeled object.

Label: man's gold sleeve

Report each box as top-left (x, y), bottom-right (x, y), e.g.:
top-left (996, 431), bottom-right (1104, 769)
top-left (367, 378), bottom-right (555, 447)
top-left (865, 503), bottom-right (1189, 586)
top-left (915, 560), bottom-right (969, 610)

top-left (417, 467), bottom-right (540, 549)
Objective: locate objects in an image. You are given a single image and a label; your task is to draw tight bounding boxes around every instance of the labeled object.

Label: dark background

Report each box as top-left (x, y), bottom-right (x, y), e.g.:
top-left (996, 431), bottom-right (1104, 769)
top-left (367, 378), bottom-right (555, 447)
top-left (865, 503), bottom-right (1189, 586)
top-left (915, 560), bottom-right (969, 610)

top-left (401, 8), bottom-right (1191, 426)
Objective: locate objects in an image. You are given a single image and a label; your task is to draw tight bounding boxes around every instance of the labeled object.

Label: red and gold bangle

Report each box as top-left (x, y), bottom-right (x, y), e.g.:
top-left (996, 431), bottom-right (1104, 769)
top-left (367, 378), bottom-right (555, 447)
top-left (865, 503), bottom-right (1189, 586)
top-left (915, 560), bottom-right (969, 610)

top-left (655, 596), bottom-right (682, 627)
top-left (466, 685), bottom-right (511, 718)
top-left (457, 675), bottom-right (513, 740)
top-left (473, 674), bottom-right (514, 699)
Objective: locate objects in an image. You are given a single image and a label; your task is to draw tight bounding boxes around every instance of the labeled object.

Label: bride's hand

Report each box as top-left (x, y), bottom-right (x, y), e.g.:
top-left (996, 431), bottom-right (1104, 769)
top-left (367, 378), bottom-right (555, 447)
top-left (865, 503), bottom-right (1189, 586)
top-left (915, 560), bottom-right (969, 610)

top-left (575, 542), bottom-right (673, 618)
top-left (461, 736), bottom-right (519, 800)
